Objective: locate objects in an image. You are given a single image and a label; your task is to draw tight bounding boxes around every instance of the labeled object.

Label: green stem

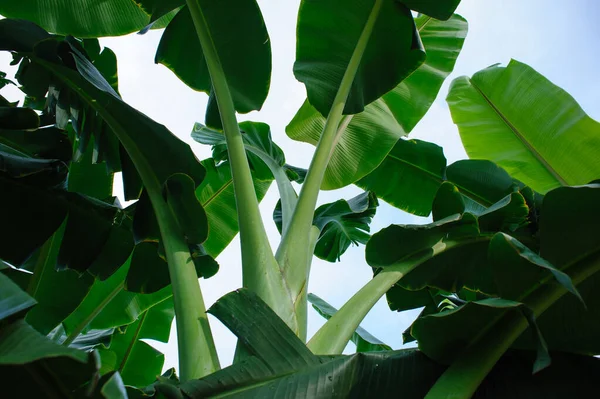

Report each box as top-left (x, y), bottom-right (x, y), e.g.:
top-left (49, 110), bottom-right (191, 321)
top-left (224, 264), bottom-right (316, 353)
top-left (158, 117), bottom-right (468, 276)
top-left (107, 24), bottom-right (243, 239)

top-left (62, 281), bottom-right (124, 347)
top-left (308, 240), bottom-right (449, 354)
top-left (276, 0), bottom-right (384, 337)
top-left (424, 251), bottom-right (600, 399)
top-left (145, 173), bottom-right (220, 381)
top-left (185, 0), bottom-right (297, 335)
top-left (33, 56), bottom-right (220, 380)
top-left (245, 146), bottom-right (298, 237)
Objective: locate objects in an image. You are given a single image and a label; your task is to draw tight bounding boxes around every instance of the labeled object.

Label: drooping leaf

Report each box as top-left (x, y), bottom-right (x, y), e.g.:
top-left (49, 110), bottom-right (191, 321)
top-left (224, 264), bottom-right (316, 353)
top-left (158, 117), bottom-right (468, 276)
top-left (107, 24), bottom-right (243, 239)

top-left (156, 0), bottom-right (271, 116)
top-left (98, 298), bottom-right (174, 387)
top-left (0, 0), bottom-right (152, 37)
top-left (0, 20), bottom-right (206, 199)
top-left (511, 185), bottom-right (600, 355)
top-left (366, 209), bottom-right (529, 313)
top-left (192, 121), bottom-right (287, 182)
top-left (0, 148), bottom-right (134, 277)
top-left (446, 160), bottom-right (519, 215)
top-left (51, 326), bottom-right (114, 351)
top-left (477, 192), bottom-right (529, 232)
top-left (357, 138), bottom-right (520, 216)
top-left (411, 298), bottom-right (550, 371)
top-left (488, 233), bottom-right (582, 304)
top-left (447, 60), bottom-right (600, 193)
top-left (294, 0), bottom-right (425, 117)
top-left (308, 293), bottom-right (391, 352)
top-left (366, 213), bottom-right (480, 269)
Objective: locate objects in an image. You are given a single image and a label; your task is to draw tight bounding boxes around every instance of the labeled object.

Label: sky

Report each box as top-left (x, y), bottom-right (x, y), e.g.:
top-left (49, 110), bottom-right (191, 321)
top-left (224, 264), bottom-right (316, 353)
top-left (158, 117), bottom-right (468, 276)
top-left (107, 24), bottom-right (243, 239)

top-left (2, 0), bottom-right (600, 371)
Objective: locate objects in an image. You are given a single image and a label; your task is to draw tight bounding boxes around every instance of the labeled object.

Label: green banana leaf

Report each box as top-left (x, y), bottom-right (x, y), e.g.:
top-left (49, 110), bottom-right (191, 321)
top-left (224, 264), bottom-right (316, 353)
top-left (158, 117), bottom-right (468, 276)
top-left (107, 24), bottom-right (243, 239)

top-left (294, 0), bottom-right (428, 117)
top-left (274, 191), bottom-right (379, 262)
top-left (98, 298), bottom-right (175, 387)
top-left (173, 289), bottom-right (600, 398)
top-left (447, 60), bottom-right (600, 193)
top-left (287, 14), bottom-right (467, 190)
top-left (357, 138), bottom-right (522, 216)
top-left (156, 0), bottom-right (271, 121)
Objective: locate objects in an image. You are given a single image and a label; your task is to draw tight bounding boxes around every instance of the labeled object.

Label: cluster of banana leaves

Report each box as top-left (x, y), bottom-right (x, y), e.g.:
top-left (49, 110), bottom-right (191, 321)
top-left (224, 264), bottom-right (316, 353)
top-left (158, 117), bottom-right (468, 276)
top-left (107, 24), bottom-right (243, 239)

top-left (1, 0), bottom-right (600, 397)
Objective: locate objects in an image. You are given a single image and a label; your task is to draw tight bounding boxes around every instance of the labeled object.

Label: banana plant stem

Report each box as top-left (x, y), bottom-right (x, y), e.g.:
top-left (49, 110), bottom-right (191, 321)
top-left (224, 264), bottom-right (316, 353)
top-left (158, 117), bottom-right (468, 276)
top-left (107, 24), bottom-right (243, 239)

top-left (276, 0), bottom-right (385, 334)
top-left (34, 57), bottom-right (221, 380)
top-left (308, 239), bottom-right (452, 354)
top-left (424, 251), bottom-right (600, 399)
top-left (185, 0), bottom-right (297, 335)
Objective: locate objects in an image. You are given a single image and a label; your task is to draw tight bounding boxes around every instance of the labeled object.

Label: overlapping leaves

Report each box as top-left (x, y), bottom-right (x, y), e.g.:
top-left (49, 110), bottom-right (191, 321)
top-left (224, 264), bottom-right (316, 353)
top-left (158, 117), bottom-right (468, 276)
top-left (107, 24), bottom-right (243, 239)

top-left (288, 13), bottom-right (467, 190)
top-left (369, 182), bottom-right (600, 374)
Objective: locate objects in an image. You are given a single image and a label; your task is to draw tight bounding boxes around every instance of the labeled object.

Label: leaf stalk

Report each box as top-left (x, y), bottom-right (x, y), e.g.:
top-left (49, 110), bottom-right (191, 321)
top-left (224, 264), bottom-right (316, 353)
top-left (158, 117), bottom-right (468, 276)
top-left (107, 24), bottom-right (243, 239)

top-left (185, 0), bottom-right (298, 335)
top-left (276, 0), bottom-right (385, 339)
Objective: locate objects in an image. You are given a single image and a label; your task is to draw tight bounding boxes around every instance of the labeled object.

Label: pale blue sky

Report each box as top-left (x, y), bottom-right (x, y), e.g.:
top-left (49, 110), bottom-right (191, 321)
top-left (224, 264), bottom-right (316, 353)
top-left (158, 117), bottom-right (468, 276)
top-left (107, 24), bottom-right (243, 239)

top-left (1, 0), bottom-right (599, 370)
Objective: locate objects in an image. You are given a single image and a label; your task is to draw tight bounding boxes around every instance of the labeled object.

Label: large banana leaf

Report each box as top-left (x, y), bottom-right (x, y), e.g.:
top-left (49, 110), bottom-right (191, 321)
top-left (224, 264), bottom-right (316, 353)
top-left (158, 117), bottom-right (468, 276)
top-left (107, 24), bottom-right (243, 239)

top-left (447, 60), bottom-right (600, 193)
top-left (156, 0), bottom-right (271, 117)
top-left (294, 0), bottom-right (426, 117)
top-left (0, 0), bottom-right (170, 37)
top-left (287, 14), bottom-right (467, 190)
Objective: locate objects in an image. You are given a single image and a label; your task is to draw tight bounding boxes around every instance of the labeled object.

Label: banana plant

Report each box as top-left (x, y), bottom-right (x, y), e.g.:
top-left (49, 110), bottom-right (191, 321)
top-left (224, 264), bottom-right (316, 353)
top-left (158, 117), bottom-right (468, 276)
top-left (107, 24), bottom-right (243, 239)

top-left (1, 0), bottom-right (600, 398)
